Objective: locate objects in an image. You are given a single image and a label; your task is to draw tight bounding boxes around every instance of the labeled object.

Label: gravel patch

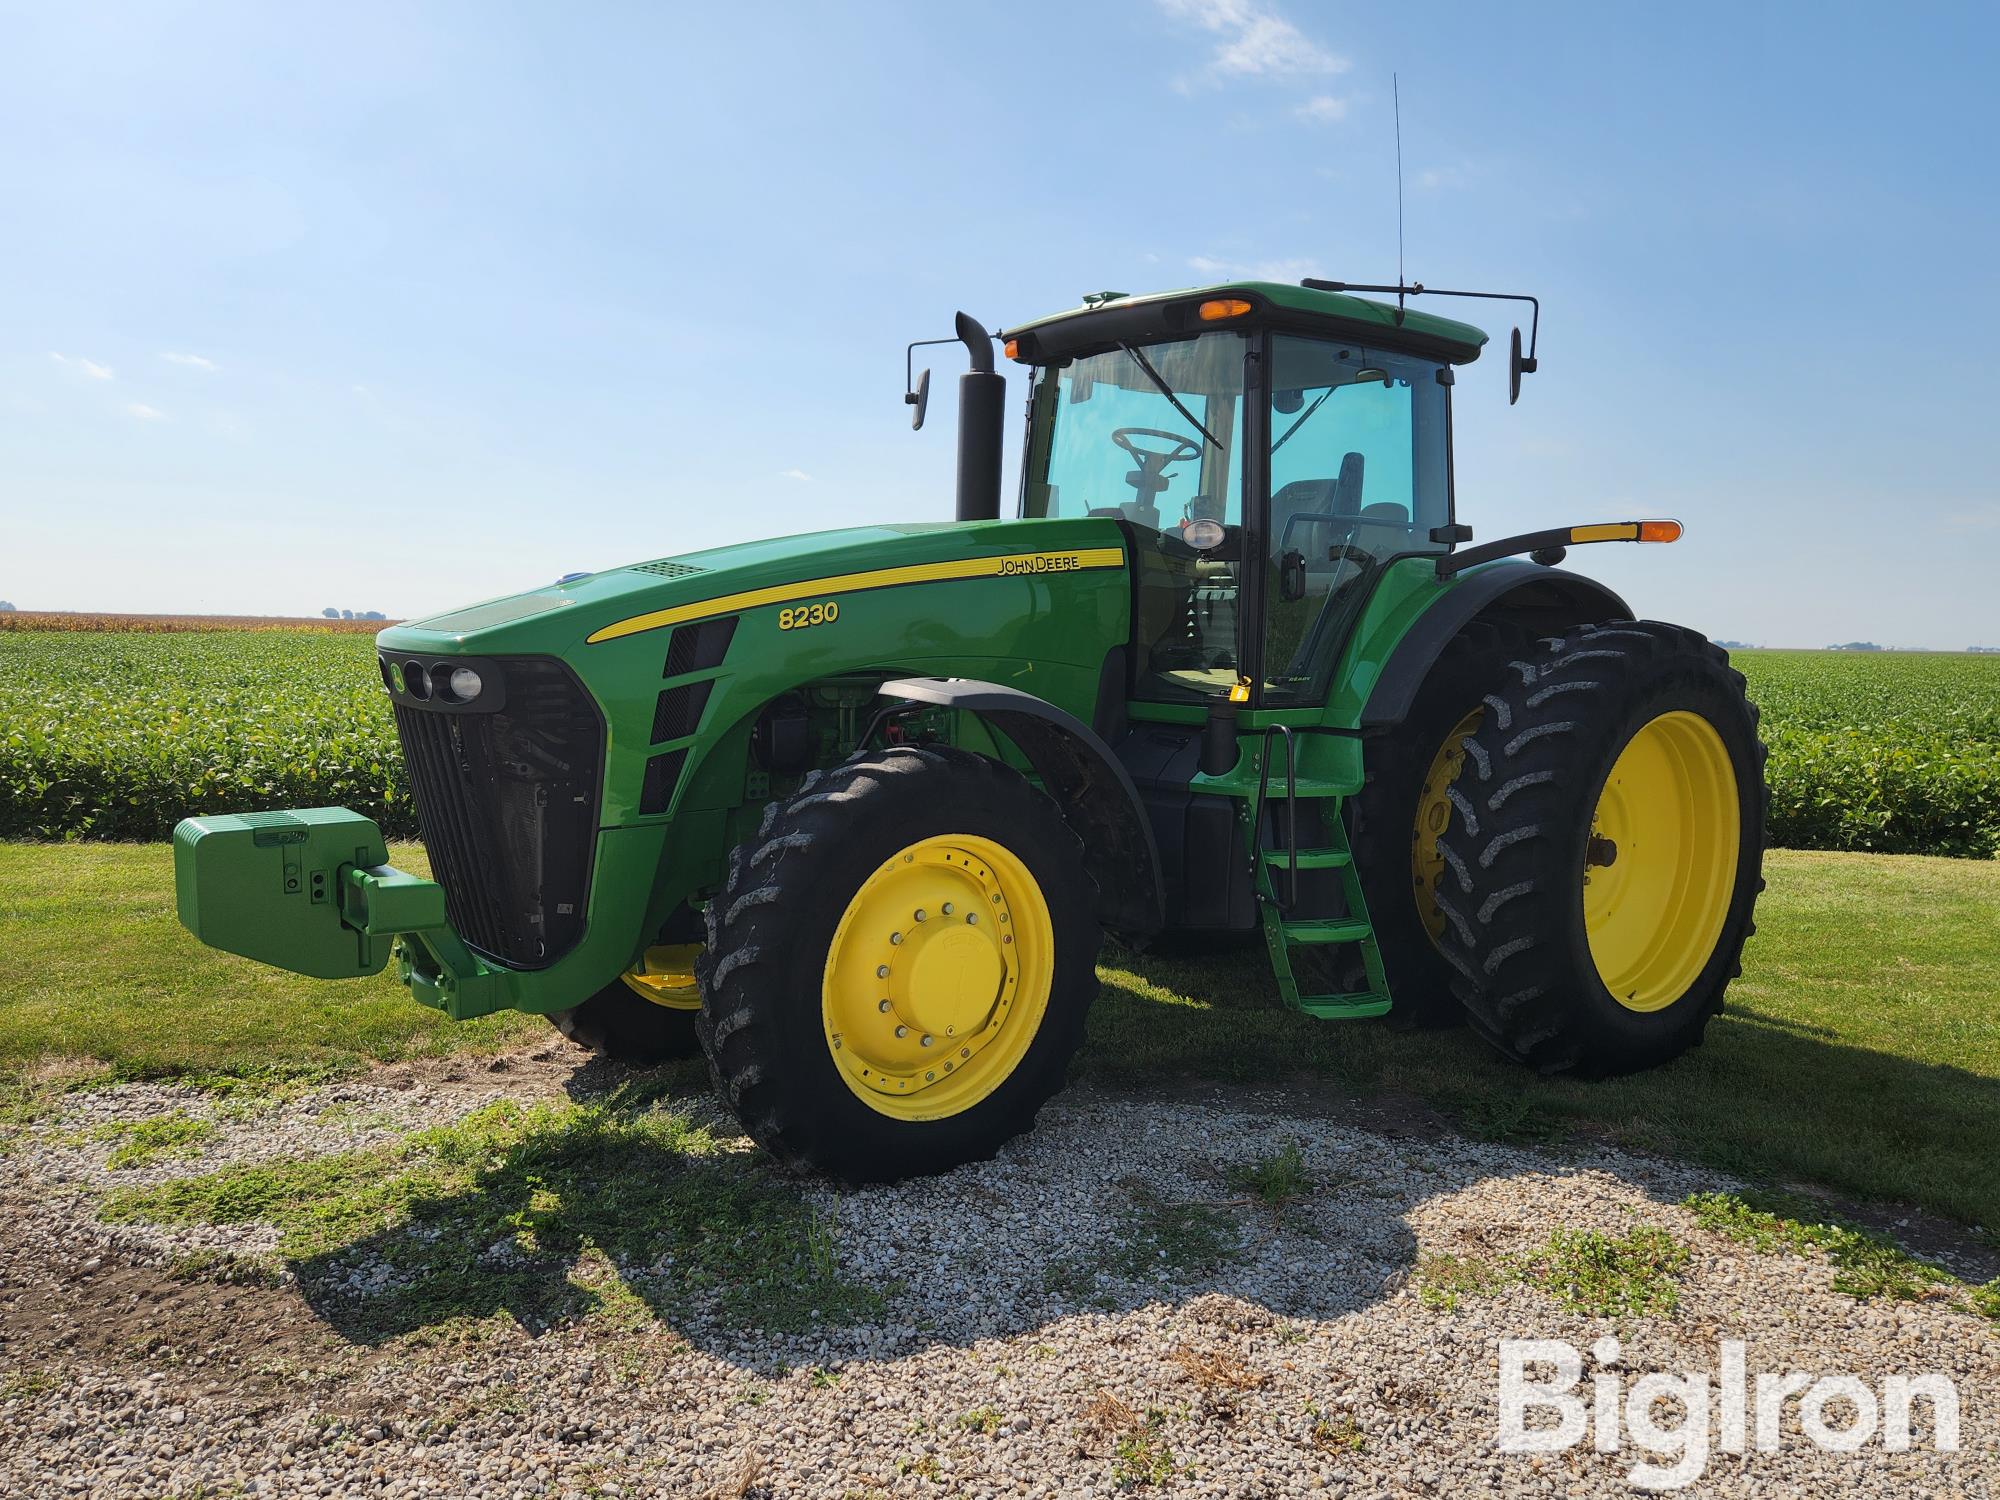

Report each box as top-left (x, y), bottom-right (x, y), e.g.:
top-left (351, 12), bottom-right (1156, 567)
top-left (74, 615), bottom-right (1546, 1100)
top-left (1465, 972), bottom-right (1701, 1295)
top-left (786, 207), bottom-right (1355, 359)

top-left (1, 1055), bottom-right (1994, 1497)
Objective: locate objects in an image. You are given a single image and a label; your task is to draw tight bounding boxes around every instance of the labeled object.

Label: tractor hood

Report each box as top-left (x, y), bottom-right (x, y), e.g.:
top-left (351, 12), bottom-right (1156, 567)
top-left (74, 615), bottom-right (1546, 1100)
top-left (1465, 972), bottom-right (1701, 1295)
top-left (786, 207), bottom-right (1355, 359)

top-left (375, 516), bottom-right (1129, 657)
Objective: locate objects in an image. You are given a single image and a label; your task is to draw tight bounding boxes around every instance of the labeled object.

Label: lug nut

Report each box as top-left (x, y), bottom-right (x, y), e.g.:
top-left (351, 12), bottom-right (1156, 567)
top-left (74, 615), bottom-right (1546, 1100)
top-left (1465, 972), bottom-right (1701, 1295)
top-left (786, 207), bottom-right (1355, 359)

top-left (966, 913), bottom-right (978, 925)
top-left (942, 902), bottom-right (954, 915)
top-left (878, 999), bottom-right (892, 1013)
top-left (894, 1025), bottom-right (909, 1038)
top-left (920, 1034), bottom-right (934, 1047)
top-left (889, 932), bottom-right (903, 945)
top-left (876, 964), bottom-right (890, 978)
top-left (914, 909), bottom-right (928, 922)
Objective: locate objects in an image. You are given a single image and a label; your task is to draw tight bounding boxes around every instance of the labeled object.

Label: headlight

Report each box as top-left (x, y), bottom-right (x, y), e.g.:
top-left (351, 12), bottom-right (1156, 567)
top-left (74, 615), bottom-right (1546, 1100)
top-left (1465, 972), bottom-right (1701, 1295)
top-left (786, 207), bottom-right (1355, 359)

top-left (447, 666), bottom-right (484, 702)
top-left (401, 661), bottom-right (430, 699)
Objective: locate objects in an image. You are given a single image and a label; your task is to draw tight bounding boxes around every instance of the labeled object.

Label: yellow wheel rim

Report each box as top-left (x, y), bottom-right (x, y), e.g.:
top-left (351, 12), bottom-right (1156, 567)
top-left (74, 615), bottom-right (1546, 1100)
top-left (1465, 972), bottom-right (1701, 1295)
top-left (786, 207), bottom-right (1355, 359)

top-left (620, 942), bottom-right (704, 1011)
top-left (1583, 711), bottom-right (1739, 1012)
top-left (1412, 709), bottom-right (1483, 945)
top-left (822, 834), bottom-right (1054, 1121)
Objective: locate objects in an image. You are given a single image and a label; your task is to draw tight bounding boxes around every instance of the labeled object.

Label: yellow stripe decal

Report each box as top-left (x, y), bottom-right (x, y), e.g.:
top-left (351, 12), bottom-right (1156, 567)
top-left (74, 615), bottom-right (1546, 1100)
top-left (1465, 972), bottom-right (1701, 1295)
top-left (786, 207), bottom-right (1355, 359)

top-left (1570, 523), bottom-right (1641, 543)
top-left (586, 546), bottom-right (1127, 644)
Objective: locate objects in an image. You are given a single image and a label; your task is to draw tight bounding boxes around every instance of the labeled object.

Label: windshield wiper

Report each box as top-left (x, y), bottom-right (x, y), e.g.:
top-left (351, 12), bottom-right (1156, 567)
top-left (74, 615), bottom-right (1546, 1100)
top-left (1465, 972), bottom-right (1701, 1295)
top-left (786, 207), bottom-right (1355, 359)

top-left (1271, 384), bottom-right (1337, 455)
top-left (1118, 342), bottom-right (1223, 452)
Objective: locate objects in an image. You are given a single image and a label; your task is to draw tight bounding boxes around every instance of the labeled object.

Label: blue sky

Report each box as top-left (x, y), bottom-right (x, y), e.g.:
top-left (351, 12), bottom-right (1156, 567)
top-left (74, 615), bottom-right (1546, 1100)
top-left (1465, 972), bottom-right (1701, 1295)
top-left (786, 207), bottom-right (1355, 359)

top-left (4, 1), bottom-right (1996, 647)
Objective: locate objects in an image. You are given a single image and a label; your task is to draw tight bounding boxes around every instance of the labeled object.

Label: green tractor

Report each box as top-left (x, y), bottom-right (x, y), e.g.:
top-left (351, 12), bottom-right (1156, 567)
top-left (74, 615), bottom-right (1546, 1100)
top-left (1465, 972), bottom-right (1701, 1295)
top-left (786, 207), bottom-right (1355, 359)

top-left (174, 278), bottom-right (1766, 1181)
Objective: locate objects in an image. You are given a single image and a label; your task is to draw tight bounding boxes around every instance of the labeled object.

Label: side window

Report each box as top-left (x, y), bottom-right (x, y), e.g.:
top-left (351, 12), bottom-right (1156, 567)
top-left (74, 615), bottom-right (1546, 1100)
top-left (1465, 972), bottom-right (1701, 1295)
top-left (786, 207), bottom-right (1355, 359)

top-left (1266, 337), bottom-right (1447, 550)
top-left (1261, 337), bottom-right (1451, 704)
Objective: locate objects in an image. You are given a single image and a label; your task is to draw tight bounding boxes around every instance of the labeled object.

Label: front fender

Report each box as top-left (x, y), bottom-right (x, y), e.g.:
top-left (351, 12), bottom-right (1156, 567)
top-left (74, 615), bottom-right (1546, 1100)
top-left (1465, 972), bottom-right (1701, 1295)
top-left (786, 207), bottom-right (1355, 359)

top-left (877, 676), bottom-right (1166, 943)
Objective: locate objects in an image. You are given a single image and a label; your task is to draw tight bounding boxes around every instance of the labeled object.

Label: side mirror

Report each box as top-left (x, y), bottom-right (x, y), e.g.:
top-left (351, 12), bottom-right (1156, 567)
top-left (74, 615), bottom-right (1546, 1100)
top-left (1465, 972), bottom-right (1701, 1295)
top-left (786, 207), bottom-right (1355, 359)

top-left (906, 368), bottom-right (930, 431)
top-left (1509, 327), bottom-right (1538, 405)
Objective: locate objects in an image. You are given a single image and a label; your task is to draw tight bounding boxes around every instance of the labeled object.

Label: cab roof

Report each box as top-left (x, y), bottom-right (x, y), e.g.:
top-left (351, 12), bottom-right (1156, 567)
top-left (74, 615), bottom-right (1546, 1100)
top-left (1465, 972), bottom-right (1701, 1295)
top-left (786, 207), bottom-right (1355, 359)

top-left (1002, 280), bottom-right (1490, 366)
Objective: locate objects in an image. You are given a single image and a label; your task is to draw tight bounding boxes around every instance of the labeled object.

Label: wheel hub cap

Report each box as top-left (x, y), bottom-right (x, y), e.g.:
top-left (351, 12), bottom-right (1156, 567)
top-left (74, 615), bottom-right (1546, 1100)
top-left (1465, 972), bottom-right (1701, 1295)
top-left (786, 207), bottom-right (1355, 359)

top-left (822, 834), bottom-right (1055, 1120)
top-left (1583, 710), bottom-right (1739, 1012)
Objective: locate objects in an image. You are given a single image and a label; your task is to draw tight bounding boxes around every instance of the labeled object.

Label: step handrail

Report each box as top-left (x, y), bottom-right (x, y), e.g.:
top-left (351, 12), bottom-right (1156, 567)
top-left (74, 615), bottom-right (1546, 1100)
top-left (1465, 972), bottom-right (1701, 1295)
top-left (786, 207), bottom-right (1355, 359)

top-left (1253, 723), bottom-right (1301, 912)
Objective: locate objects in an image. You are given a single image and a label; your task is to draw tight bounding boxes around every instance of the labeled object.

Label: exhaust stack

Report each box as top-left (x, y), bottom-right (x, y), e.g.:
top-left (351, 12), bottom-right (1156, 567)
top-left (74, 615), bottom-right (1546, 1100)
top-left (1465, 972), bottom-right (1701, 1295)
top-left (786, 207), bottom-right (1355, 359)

top-left (953, 311), bottom-right (1005, 523)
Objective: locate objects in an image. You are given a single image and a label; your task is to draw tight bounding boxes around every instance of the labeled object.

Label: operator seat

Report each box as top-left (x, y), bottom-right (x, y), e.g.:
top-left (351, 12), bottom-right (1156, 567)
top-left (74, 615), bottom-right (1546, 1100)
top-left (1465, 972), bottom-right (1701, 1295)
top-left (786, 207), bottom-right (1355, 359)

top-left (1269, 451), bottom-right (1367, 567)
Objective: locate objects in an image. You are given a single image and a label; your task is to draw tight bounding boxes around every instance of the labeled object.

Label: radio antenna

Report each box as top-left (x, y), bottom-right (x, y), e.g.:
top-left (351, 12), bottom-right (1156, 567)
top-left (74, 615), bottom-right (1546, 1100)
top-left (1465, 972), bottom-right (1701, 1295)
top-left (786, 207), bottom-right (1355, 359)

top-left (1393, 73), bottom-right (1406, 319)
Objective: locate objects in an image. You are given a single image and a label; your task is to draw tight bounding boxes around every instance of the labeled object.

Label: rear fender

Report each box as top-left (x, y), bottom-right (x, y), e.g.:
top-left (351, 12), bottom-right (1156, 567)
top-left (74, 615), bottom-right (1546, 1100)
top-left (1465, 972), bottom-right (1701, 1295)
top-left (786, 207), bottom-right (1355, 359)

top-left (1359, 562), bottom-right (1633, 730)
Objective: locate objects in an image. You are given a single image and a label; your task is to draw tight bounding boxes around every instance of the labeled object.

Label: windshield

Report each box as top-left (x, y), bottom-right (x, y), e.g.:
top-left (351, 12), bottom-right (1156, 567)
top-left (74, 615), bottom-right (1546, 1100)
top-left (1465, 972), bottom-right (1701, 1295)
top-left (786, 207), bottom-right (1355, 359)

top-left (1021, 331), bottom-right (1250, 702)
top-left (1020, 331), bottom-right (1247, 532)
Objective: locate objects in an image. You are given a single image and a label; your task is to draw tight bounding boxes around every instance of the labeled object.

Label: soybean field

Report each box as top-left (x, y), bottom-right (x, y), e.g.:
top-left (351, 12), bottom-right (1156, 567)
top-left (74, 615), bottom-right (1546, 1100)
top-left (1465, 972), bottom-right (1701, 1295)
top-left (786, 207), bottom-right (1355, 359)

top-left (1, 631), bottom-right (1996, 856)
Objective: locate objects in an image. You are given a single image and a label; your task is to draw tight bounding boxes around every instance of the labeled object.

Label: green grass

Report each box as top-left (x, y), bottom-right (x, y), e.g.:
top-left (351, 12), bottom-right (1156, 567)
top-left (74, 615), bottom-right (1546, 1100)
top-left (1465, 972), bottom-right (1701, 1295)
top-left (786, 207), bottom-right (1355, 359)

top-left (99, 1083), bottom-right (884, 1338)
top-left (1531, 1226), bottom-right (1690, 1317)
top-left (94, 1112), bottom-right (214, 1168)
top-left (0, 840), bottom-right (538, 1082)
top-left (1111, 1409), bottom-right (1178, 1489)
top-left (1226, 1140), bottom-right (1314, 1208)
top-left (1416, 1226), bottom-right (1691, 1317)
top-left (3, 842), bottom-right (1998, 1231)
top-left (1088, 849), bottom-right (2000, 1230)
top-left (1684, 1190), bottom-right (1960, 1303)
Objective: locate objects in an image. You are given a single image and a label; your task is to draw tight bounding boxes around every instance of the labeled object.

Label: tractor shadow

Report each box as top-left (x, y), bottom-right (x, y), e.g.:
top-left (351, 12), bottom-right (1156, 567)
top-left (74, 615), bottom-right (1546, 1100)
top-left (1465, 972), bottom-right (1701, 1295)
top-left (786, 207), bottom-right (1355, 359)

top-left (287, 957), bottom-right (2000, 1362)
top-left (290, 1057), bottom-right (1448, 1366)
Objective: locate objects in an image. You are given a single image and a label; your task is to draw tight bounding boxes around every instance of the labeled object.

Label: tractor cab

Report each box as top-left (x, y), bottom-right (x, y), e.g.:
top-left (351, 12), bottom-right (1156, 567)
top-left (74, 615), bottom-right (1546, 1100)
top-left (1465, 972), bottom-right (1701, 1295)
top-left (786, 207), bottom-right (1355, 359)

top-left (1003, 282), bottom-right (1485, 709)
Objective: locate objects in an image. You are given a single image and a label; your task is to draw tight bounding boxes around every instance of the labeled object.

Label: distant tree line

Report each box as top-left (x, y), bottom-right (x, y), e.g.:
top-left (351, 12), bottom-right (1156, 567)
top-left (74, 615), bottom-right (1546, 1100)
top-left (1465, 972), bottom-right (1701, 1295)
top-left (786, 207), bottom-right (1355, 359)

top-left (322, 607), bottom-right (388, 621)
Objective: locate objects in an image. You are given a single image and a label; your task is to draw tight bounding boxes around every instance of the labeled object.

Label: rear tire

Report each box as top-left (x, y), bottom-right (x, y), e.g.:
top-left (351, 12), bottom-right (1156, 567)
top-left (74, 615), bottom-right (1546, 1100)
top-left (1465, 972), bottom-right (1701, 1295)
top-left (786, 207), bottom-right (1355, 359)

top-left (1432, 621), bottom-right (1766, 1075)
top-left (696, 745), bottom-right (1102, 1183)
top-left (1349, 620), bottom-right (1528, 1028)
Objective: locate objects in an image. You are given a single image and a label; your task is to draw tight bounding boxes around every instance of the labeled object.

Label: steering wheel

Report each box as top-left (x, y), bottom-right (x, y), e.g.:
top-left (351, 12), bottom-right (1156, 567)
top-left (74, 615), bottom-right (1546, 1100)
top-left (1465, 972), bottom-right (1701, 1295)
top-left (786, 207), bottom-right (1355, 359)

top-left (1113, 428), bottom-right (1203, 466)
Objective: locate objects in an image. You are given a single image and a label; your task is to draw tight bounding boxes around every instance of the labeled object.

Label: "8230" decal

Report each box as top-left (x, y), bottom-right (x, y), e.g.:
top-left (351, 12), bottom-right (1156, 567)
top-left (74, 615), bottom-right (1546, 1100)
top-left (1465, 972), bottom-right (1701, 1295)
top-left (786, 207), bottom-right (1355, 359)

top-left (778, 600), bottom-right (839, 631)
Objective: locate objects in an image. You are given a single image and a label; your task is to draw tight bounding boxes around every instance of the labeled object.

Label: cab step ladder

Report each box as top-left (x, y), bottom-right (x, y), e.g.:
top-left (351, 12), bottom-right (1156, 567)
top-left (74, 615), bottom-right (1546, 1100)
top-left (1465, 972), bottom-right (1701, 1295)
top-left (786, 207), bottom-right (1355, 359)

top-left (1252, 724), bottom-right (1392, 1020)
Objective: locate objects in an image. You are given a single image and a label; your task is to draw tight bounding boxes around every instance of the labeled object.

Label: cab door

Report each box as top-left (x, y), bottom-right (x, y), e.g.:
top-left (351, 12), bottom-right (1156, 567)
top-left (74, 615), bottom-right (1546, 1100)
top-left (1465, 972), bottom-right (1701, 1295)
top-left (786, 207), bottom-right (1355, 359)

top-left (1252, 334), bottom-right (1455, 707)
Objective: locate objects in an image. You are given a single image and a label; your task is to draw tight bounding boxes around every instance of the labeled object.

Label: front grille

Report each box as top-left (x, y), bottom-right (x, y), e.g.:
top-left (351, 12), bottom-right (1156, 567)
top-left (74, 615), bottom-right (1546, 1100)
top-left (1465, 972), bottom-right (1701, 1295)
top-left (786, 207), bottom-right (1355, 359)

top-left (392, 658), bottom-right (602, 969)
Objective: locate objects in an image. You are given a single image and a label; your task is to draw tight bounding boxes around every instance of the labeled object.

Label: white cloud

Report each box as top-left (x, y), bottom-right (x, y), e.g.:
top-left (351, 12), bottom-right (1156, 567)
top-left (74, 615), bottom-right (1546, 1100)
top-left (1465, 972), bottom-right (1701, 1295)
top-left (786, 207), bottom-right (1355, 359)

top-left (51, 352), bottom-right (114, 380)
top-left (126, 403), bottom-right (166, 421)
top-left (161, 352), bottom-right (217, 372)
top-left (1294, 94), bottom-right (1348, 123)
top-left (778, 468), bottom-right (812, 482)
top-left (1158, 0), bottom-right (1347, 84)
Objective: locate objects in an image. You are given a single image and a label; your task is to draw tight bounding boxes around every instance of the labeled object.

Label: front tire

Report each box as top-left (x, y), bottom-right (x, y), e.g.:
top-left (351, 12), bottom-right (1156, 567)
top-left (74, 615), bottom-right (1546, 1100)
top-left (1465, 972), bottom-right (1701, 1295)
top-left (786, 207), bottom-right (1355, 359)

top-left (697, 745), bottom-right (1102, 1183)
top-left (1432, 621), bottom-right (1766, 1076)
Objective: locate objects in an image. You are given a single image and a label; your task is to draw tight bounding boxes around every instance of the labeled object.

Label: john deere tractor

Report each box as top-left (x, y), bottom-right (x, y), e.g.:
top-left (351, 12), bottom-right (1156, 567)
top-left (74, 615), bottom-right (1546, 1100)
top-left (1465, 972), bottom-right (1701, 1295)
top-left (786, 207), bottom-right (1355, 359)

top-left (174, 279), bottom-right (1765, 1181)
